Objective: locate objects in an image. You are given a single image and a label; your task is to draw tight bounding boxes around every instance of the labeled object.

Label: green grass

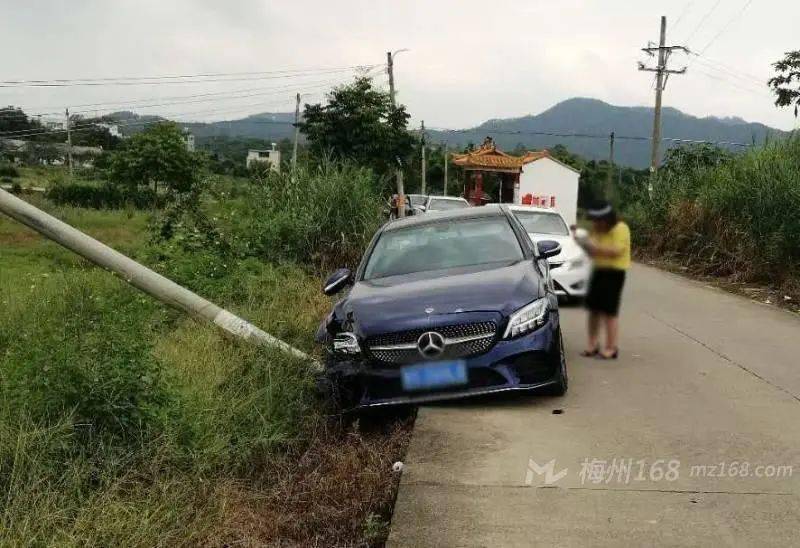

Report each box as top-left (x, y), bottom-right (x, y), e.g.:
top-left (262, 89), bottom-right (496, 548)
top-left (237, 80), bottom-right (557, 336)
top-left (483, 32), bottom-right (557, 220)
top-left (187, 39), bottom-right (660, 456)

top-left (0, 191), bottom-right (407, 546)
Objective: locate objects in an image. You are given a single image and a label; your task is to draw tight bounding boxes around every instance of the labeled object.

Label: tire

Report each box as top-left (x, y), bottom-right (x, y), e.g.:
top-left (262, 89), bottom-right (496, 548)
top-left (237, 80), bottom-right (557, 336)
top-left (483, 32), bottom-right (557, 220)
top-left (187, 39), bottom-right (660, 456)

top-left (548, 329), bottom-right (569, 396)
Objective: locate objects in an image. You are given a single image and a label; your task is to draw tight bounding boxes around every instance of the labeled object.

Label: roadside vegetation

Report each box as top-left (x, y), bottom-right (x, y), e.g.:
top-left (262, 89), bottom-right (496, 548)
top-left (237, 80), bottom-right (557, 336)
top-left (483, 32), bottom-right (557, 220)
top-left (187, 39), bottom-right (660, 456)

top-left (623, 138), bottom-right (800, 297)
top-left (1, 76), bottom-right (413, 545)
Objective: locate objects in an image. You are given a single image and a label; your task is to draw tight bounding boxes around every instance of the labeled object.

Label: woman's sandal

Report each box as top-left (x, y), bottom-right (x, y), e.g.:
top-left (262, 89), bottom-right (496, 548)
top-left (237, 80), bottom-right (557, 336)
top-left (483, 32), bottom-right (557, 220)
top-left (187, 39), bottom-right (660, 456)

top-left (580, 347), bottom-right (600, 357)
top-left (597, 348), bottom-right (619, 360)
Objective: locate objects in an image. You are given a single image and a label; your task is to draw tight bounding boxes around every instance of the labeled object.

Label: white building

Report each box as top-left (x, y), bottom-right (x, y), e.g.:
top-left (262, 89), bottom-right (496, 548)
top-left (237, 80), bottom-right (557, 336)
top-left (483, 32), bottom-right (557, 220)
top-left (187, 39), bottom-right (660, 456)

top-left (516, 152), bottom-right (581, 226)
top-left (246, 143), bottom-right (281, 173)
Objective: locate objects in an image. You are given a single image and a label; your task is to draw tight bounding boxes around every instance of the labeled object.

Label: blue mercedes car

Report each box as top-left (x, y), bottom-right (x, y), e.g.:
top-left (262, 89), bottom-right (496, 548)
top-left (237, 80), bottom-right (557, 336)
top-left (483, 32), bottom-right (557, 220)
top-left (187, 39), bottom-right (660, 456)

top-left (316, 204), bottom-right (568, 409)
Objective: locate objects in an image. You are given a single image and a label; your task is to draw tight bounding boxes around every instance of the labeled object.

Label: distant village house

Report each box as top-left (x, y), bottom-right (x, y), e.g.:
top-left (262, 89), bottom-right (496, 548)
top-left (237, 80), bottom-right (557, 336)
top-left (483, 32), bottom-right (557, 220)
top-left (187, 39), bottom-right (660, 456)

top-left (246, 143), bottom-right (281, 173)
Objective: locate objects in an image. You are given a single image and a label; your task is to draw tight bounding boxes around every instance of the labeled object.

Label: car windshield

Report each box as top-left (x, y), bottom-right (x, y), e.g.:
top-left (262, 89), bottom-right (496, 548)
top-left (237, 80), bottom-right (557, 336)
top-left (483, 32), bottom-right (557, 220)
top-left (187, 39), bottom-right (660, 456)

top-left (364, 217), bottom-right (524, 279)
top-left (408, 195), bottom-right (427, 207)
top-left (514, 211), bottom-right (569, 236)
top-left (428, 198), bottom-right (469, 211)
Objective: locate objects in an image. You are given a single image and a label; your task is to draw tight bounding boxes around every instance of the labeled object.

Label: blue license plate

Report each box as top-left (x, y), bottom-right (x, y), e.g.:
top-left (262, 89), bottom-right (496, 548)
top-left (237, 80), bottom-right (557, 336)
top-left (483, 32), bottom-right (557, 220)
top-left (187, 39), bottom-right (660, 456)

top-left (401, 360), bottom-right (468, 392)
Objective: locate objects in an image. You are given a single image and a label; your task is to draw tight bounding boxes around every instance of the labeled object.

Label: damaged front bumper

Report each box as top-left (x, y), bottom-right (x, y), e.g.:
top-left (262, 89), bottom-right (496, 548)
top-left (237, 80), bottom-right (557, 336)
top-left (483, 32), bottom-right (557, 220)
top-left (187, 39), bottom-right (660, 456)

top-left (324, 316), bottom-right (562, 410)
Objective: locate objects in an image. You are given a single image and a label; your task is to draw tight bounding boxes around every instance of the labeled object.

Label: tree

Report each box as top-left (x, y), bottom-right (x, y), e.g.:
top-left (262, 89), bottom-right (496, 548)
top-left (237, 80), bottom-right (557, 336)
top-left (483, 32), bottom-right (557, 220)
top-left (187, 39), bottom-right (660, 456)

top-left (769, 50), bottom-right (800, 117)
top-left (299, 76), bottom-right (415, 179)
top-left (661, 143), bottom-right (732, 173)
top-left (109, 122), bottom-right (201, 199)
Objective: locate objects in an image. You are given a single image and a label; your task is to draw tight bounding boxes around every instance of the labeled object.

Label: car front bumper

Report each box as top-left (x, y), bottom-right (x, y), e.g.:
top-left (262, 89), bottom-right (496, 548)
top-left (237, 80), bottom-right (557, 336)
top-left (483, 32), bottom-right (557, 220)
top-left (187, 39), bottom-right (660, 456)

top-left (550, 262), bottom-right (591, 298)
top-left (326, 315), bottom-right (562, 409)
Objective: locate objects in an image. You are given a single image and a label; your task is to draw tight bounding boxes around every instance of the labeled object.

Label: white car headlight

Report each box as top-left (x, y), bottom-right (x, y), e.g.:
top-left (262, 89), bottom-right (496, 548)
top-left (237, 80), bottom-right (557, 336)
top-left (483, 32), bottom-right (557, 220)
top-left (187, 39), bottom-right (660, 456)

top-left (503, 298), bottom-right (549, 339)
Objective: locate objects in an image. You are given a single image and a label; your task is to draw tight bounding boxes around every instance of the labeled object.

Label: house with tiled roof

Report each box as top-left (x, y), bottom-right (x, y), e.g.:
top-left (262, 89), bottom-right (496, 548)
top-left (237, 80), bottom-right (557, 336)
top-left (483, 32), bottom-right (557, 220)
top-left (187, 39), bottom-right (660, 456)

top-left (451, 137), bottom-right (580, 224)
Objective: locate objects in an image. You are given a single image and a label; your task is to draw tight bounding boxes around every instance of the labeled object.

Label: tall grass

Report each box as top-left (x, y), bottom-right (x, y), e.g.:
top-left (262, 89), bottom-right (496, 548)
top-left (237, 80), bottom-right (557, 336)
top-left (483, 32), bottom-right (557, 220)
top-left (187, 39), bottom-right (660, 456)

top-left (230, 160), bottom-right (385, 269)
top-left (626, 137), bottom-right (800, 288)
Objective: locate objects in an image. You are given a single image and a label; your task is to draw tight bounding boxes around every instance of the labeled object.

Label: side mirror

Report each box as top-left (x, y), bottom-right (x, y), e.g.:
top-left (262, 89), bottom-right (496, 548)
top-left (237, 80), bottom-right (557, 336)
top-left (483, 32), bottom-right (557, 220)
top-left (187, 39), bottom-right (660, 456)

top-left (323, 268), bottom-right (352, 295)
top-left (537, 240), bottom-right (562, 260)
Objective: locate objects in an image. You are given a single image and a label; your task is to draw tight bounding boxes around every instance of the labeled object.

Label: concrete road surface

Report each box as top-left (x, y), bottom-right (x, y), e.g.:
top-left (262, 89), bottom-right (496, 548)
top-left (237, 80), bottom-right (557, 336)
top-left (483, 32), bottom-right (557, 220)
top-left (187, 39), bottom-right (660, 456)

top-left (388, 264), bottom-right (800, 547)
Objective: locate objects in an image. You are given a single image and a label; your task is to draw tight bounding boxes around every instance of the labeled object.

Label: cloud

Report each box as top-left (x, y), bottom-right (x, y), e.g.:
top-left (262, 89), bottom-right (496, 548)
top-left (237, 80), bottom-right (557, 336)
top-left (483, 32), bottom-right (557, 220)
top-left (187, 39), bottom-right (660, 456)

top-left (0, 0), bottom-right (797, 130)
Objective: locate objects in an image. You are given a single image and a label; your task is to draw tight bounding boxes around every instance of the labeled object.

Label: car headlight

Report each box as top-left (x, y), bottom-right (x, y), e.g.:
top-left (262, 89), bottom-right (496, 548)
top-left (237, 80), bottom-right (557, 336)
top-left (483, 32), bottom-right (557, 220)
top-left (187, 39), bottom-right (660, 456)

top-left (332, 332), bottom-right (361, 355)
top-left (503, 298), bottom-right (549, 339)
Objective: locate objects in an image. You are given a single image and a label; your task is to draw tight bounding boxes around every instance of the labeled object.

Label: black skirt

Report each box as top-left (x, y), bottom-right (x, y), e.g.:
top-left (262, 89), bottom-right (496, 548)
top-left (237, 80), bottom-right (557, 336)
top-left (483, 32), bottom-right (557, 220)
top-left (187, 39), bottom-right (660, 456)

top-left (586, 268), bottom-right (626, 316)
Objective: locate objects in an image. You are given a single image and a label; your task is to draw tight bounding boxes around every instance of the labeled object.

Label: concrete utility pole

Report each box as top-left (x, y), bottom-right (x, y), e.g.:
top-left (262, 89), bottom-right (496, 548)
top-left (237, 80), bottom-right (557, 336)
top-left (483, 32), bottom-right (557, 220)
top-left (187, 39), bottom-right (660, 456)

top-left (65, 108), bottom-right (74, 178)
top-left (420, 120), bottom-right (426, 194)
top-left (606, 132), bottom-right (615, 199)
top-left (638, 16), bottom-right (688, 173)
top-left (291, 92), bottom-right (301, 175)
top-left (443, 142), bottom-right (448, 196)
top-left (387, 49), bottom-right (408, 217)
top-left (0, 188), bottom-right (316, 366)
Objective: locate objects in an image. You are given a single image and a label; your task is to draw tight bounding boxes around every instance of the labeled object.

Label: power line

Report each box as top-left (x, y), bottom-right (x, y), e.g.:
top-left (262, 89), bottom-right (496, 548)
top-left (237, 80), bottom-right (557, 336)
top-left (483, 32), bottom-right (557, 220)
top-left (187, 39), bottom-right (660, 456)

top-left (695, 0), bottom-right (754, 56)
top-left (0, 66), bottom-right (385, 119)
top-left (426, 126), bottom-right (753, 147)
top-left (672, 0), bottom-right (696, 32)
top-left (0, 64), bottom-right (382, 87)
top-left (683, 0), bottom-right (722, 45)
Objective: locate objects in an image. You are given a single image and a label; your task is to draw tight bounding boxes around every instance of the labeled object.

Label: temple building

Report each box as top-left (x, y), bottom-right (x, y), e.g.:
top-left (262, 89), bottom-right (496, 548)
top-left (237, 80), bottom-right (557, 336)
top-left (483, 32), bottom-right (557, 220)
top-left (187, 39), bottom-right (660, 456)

top-left (450, 137), bottom-right (581, 225)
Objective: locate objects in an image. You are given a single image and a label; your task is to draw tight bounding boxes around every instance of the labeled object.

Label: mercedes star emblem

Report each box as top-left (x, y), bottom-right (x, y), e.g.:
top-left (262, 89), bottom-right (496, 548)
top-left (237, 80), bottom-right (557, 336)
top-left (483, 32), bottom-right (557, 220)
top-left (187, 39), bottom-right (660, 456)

top-left (417, 331), bottom-right (446, 359)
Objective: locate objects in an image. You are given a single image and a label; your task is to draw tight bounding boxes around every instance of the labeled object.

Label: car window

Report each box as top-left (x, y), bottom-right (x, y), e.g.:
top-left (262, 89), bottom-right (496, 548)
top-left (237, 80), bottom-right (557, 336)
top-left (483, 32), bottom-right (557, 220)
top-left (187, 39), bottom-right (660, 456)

top-left (428, 198), bottom-right (469, 210)
top-left (408, 195), bottom-right (427, 207)
top-left (513, 211), bottom-right (569, 236)
top-left (363, 217), bottom-right (524, 279)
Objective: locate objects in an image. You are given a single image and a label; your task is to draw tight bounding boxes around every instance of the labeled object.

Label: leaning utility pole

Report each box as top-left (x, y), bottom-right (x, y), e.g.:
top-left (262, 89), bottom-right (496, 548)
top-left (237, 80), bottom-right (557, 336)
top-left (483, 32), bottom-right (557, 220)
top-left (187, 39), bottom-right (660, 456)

top-left (420, 120), bottom-right (426, 194)
top-left (443, 142), bottom-right (448, 196)
top-left (606, 131), bottom-right (615, 199)
top-left (638, 16), bottom-right (687, 172)
top-left (65, 108), bottom-right (74, 178)
top-left (387, 50), bottom-right (406, 217)
top-left (291, 92), bottom-right (301, 174)
top-left (0, 188), bottom-right (316, 366)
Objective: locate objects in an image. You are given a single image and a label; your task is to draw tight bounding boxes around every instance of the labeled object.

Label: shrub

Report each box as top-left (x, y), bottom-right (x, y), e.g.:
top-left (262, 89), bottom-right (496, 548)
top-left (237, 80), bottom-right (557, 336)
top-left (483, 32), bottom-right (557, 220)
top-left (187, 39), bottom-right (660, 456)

top-left (0, 163), bottom-right (19, 178)
top-left (46, 182), bottom-right (160, 209)
top-left (231, 160), bottom-right (384, 268)
top-left (0, 272), bottom-right (172, 441)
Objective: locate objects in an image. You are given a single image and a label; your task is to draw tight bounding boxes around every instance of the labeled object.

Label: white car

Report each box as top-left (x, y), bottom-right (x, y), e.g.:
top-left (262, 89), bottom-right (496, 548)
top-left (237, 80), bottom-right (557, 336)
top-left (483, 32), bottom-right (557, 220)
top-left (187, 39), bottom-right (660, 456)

top-left (509, 205), bottom-right (591, 302)
top-left (423, 195), bottom-right (471, 212)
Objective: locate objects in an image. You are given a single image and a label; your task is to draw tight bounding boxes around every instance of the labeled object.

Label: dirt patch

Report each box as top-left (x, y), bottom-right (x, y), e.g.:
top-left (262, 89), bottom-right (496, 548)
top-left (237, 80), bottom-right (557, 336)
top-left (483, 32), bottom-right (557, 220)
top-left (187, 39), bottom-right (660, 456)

top-left (218, 415), bottom-right (414, 547)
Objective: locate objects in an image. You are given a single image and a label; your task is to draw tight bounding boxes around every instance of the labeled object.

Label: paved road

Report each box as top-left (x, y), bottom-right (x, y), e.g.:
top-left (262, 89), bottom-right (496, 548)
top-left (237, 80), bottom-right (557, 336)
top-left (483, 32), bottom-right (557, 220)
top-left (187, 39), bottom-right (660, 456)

top-left (388, 264), bottom-right (800, 547)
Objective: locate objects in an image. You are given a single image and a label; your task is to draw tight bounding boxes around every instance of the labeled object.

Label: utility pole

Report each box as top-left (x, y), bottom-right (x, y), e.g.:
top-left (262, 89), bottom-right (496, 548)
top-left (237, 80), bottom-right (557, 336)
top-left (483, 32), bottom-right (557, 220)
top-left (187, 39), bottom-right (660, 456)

top-left (606, 132), bottom-right (615, 199)
top-left (65, 108), bottom-right (74, 178)
top-left (420, 120), bottom-right (426, 194)
top-left (638, 16), bottom-right (687, 173)
top-left (0, 187), bottom-right (316, 365)
top-left (291, 92), bottom-right (301, 175)
top-left (387, 50), bottom-right (407, 217)
top-left (443, 142), bottom-right (448, 196)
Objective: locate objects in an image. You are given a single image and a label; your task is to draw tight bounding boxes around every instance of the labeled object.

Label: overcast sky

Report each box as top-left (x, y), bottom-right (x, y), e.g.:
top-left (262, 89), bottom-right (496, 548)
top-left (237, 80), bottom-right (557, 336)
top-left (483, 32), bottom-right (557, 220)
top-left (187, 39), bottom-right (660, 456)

top-left (2, 0), bottom-right (798, 131)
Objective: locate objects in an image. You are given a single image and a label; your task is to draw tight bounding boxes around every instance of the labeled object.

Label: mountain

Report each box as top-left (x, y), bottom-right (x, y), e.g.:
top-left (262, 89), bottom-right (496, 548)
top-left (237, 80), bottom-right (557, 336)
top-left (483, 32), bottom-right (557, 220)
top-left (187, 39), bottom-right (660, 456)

top-left (427, 98), bottom-right (786, 168)
top-left (108, 111), bottom-right (296, 142)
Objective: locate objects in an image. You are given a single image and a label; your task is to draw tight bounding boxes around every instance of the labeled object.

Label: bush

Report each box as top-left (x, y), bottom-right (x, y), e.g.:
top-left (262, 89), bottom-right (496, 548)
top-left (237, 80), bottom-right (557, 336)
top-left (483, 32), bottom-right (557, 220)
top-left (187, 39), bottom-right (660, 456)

top-left (46, 182), bottom-right (160, 209)
top-left (0, 272), bottom-right (172, 441)
top-left (0, 162), bottom-right (19, 178)
top-left (231, 160), bottom-right (384, 268)
top-left (624, 137), bottom-right (800, 284)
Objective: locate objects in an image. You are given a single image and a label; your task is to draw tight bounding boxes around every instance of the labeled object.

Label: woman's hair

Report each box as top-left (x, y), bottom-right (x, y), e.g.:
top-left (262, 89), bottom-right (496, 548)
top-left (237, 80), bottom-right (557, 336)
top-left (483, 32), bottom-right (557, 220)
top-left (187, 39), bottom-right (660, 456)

top-left (588, 203), bottom-right (617, 224)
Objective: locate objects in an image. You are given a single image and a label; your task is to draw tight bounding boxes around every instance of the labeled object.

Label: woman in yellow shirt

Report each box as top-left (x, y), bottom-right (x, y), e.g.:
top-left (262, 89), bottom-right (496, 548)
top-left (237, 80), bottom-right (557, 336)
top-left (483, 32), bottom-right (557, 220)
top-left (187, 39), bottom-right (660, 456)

top-left (579, 203), bottom-right (630, 359)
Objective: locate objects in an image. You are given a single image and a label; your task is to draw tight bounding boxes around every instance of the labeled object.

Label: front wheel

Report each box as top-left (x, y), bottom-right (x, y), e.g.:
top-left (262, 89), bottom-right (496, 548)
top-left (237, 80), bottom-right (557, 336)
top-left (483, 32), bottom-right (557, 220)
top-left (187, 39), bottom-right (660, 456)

top-left (548, 329), bottom-right (569, 396)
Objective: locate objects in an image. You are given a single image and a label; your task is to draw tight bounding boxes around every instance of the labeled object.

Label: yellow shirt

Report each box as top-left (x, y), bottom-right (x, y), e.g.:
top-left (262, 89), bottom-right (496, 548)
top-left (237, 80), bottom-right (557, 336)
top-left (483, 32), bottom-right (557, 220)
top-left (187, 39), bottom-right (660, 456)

top-left (592, 221), bottom-right (631, 270)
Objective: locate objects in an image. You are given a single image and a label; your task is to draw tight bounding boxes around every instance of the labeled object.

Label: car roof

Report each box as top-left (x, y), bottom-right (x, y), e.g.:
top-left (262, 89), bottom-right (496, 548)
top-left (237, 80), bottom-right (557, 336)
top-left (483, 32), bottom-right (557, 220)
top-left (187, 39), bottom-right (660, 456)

top-left (507, 204), bottom-right (566, 217)
top-left (427, 195), bottom-right (468, 201)
top-left (385, 204), bottom-right (508, 232)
